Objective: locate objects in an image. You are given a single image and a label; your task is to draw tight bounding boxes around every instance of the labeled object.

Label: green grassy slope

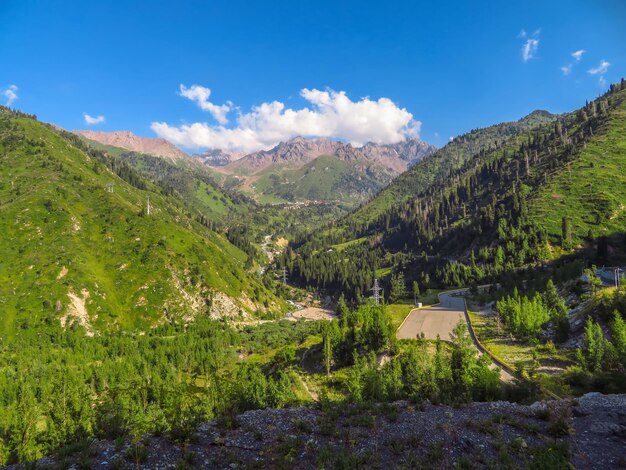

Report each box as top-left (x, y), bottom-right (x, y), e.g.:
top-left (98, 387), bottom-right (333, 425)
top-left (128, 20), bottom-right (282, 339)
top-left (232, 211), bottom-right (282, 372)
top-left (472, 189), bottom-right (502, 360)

top-left (251, 154), bottom-right (392, 205)
top-left (78, 137), bottom-right (252, 223)
top-left (74, 136), bottom-right (127, 158)
top-left (0, 109), bottom-right (286, 339)
top-left (529, 95), bottom-right (626, 248)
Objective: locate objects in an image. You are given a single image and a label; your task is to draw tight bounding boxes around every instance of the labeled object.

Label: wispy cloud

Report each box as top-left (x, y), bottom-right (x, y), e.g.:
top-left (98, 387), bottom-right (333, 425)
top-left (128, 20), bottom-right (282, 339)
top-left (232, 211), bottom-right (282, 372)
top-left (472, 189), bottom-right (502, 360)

top-left (588, 60), bottom-right (611, 86)
top-left (522, 39), bottom-right (539, 62)
top-left (560, 49), bottom-right (590, 77)
top-left (152, 87), bottom-right (421, 153)
top-left (560, 64), bottom-right (572, 76)
top-left (3, 85), bottom-right (18, 106)
top-left (561, 49), bottom-right (587, 76)
top-left (587, 60), bottom-right (610, 75)
top-left (519, 29), bottom-right (540, 62)
top-left (179, 84), bottom-right (231, 125)
top-left (83, 113), bottom-right (105, 125)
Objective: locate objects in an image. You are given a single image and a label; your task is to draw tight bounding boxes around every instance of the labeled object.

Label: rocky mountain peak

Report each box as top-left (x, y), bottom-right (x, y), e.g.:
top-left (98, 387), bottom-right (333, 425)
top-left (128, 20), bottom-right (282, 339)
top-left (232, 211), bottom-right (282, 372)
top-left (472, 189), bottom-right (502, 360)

top-left (74, 130), bottom-right (189, 161)
top-left (217, 136), bottom-right (436, 175)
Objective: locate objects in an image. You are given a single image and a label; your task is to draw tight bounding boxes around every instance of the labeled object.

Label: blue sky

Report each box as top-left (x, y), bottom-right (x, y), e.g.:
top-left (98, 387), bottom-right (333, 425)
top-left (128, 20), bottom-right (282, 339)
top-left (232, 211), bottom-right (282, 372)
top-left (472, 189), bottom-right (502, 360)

top-left (1, 0), bottom-right (625, 152)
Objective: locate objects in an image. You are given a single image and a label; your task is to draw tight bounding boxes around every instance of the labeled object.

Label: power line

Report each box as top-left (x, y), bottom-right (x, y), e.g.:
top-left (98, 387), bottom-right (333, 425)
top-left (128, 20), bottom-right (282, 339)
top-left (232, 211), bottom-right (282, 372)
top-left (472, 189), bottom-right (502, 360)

top-left (371, 278), bottom-right (382, 305)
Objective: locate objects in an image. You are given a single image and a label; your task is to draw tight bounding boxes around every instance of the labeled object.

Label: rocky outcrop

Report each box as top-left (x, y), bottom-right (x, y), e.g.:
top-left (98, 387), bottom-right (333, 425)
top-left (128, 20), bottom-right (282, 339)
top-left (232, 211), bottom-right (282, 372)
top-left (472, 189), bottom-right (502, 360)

top-left (75, 130), bottom-right (189, 161)
top-left (60, 288), bottom-right (94, 336)
top-left (208, 291), bottom-right (250, 320)
top-left (192, 148), bottom-right (244, 167)
top-left (361, 138), bottom-right (438, 169)
top-left (18, 393), bottom-right (626, 469)
top-left (224, 137), bottom-right (346, 174)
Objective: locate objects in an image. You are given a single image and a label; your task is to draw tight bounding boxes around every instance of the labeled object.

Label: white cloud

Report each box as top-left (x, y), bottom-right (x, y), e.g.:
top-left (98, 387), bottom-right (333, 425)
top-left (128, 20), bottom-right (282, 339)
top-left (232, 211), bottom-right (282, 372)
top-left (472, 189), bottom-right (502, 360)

top-left (522, 38), bottom-right (539, 62)
top-left (152, 87), bottom-right (421, 153)
top-left (519, 28), bottom-right (540, 62)
top-left (83, 113), bottom-right (105, 125)
top-left (561, 50), bottom-right (586, 77)
top-left (179, 84), bottom-right (231, 125)
top-left (588, 60), bottom-right (610, 75)
top-left (587, 60), bottom-right (611, 86)
top-left (3, 85), bottom-right (18, 106)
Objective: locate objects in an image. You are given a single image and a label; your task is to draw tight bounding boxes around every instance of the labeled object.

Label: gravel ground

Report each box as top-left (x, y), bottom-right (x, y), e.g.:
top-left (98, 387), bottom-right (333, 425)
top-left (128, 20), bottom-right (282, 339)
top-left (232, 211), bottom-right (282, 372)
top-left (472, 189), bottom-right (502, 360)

top-left (7, 393), bottom-right (626, 469)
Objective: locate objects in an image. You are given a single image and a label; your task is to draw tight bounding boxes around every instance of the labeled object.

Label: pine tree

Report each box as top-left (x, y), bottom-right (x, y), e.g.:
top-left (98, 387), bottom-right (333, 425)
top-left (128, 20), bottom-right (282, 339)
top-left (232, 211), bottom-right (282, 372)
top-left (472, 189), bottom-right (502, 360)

top-left (449, 321), bottom-right (474, 402)
top-left (322, 324), bottom-right (333, 376)
top-left (611, 311), bottom-right (626, 366)
top-left (561, 216), bottom-right (572, 249)
top-left (389, 272), bottom-right (407, 303)
top-left (543, 280), bottom-right (569, 342)
top-left (583, 318), bottom-right (606, 372)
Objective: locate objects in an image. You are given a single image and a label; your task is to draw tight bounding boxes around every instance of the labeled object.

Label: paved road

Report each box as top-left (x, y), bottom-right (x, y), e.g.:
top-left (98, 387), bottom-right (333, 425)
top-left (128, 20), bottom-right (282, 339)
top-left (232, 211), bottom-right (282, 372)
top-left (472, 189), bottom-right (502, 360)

top-left (397, 289), bottom-right (515, 383)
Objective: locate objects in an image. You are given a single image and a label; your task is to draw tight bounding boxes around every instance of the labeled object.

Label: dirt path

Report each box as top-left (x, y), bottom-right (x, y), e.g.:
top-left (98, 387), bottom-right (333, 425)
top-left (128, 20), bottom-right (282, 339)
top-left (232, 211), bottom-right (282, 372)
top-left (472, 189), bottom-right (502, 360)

top-left (297, 374), bottom-right (319, 401)
top-left (377, 352), bottom-right (391, 367)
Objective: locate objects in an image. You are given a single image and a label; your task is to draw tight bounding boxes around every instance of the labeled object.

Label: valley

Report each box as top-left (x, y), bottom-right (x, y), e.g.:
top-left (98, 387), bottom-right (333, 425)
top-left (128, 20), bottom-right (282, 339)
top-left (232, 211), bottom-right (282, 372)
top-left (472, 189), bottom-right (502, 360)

top-left (0, 15), bottom-right (626, 469)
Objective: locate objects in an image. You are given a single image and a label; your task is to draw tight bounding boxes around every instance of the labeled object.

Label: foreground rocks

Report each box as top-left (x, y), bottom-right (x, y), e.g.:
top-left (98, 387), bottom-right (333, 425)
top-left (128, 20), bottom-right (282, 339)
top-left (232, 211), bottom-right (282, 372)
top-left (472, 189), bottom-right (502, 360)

top-left (9, 393), bottom-right (626, 469)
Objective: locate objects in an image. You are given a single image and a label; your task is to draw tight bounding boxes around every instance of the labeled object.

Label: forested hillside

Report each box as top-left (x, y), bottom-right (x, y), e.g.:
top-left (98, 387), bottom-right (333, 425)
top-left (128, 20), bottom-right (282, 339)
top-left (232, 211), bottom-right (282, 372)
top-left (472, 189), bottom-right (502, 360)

top-left (328, 109), bottom-right (557, 230)
top-left (0, 108), bottom-right (286, 339)
top-left (287, 81), bottom-right (626, 299)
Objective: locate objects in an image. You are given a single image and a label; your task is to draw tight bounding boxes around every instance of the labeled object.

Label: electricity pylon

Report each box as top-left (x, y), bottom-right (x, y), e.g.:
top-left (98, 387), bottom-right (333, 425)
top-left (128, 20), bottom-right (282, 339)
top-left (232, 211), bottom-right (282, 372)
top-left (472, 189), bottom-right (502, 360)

top-left (371, 278), bottom-right (382, 305)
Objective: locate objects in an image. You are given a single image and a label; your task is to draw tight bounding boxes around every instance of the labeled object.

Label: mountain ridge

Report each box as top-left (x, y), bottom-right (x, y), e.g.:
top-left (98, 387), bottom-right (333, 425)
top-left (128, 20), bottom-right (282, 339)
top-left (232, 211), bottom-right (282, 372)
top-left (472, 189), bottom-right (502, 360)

top-left (74, 130), bottom-right (189, 161)
top-left (208, 136), bottom-right (436, 175)
top-left (1, 110), bottom-right (285, 337)
top-left (195, 136), bottom-right (436, 205)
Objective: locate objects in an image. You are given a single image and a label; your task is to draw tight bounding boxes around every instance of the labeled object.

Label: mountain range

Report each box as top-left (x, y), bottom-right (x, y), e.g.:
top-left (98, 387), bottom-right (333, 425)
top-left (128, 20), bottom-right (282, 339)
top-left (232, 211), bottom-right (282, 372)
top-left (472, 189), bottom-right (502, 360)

top-left (196, 136), bottom-right (436, 174)
top-left (76, 130), bottom-right (437, 206)
top-left (198, 136), bottom-right (436, 205)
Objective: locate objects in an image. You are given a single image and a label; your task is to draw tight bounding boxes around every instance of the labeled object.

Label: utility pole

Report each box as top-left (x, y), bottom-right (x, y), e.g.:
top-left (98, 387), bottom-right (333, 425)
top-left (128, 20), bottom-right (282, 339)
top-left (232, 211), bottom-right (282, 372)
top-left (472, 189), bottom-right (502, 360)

top-left (146, 196), bottom-right (151, 216)
top-left (281, 266), bottom-right (287, 285)
top-left (371, 278), bottom-right (382, 305)
top-left (616, 268), bottom-right (623, 289)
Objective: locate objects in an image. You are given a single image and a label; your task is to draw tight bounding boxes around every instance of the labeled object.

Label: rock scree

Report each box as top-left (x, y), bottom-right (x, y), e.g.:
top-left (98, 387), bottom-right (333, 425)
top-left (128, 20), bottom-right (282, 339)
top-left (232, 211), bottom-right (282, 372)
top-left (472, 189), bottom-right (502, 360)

top-left (9, 393), bottom-right (626, 469)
